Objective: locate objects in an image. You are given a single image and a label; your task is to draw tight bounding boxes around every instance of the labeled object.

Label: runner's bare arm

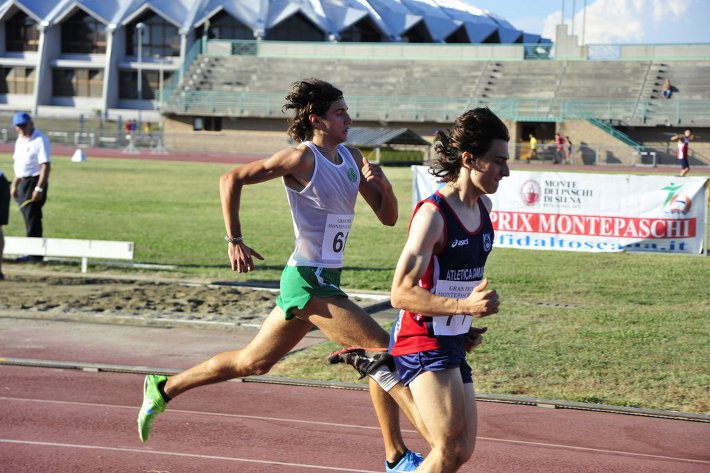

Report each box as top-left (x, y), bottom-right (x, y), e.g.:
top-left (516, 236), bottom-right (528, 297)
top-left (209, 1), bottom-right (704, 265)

top-left (391, 203), bottom-right (453, 315)
top-left (390, 203), bottom-right (499, 317)
top-left (219, 146), bottom-right (314, 272)
top-left (349, 147), bottom-right (398, 226)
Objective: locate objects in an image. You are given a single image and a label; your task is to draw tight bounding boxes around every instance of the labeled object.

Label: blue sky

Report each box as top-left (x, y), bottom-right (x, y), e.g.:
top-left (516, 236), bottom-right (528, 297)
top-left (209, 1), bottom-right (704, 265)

top-left (471, 0), bottom-right (710, 44)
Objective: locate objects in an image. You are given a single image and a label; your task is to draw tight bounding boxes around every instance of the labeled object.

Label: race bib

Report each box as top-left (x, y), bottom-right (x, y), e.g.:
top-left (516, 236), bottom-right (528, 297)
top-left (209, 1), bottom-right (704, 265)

top-left (431, 279), bottom-right (477, 336)
top-left (322, 214), bottom-right (354, 262)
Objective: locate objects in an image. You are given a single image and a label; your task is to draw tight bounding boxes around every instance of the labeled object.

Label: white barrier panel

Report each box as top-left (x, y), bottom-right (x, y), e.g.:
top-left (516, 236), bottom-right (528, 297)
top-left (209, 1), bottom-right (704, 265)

top-left (412, 166), bottom-right (708, 255)
top-left (5, 237), bottom-right (134, 272)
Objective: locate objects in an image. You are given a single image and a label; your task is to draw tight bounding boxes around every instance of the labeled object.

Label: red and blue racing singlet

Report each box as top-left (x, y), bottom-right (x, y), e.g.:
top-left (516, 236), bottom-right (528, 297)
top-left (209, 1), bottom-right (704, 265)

top-left (390, 191), bottom-right (494, 356)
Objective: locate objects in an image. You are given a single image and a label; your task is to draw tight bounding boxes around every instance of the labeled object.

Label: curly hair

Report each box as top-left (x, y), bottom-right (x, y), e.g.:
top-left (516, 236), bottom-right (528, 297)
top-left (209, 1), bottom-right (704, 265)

top-left (430, 107), bottom-right (509, 182)
top-left (282, 79), bottom-right (344, 142)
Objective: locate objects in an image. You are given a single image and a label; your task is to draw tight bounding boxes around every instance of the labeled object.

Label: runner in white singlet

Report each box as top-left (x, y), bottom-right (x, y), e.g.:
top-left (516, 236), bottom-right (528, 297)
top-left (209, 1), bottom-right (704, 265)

top-left (137, 79), bottom-right (431, 472)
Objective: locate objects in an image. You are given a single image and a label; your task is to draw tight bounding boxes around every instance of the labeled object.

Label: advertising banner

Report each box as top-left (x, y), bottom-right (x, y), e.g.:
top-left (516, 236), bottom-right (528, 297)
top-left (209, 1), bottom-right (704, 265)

top-left (412, 166), bottom-right (708, 255)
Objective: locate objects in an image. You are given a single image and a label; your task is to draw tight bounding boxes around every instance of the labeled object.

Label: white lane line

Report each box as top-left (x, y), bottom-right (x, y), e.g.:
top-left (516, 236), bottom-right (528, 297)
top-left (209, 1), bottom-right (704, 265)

top-left (2, 397), bottom-right (708, 466)
top-left (0, 439), bottom-right (380, 472)
top-left (476, 437), bottom-right (710, 465)
top-left (0, 397), bottom-right (382, 431)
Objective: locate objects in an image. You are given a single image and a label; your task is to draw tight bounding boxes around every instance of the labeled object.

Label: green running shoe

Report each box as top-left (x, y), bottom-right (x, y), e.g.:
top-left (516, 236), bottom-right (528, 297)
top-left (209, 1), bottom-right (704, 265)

top-left (137, 374), bottom-right (168, 442)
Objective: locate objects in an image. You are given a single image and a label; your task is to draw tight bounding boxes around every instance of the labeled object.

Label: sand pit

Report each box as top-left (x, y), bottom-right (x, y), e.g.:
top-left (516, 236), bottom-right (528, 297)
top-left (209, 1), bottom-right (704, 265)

top-left (0, 269), bottom-right (387, 328)
top-left (0, 271), bottom-right (278, 326)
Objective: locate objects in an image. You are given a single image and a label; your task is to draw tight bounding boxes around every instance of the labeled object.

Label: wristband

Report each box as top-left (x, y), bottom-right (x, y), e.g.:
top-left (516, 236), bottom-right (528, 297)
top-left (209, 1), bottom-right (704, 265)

top-left (224, 235), bottom-right (243, 244)
top-left (34, 186), bottom-right (43, 192)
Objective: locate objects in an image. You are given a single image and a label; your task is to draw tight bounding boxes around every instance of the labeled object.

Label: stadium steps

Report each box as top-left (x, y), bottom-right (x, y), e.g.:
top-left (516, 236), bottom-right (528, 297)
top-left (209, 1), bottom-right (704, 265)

top-left (480, 61), bottom-right (561, 100)
top-left (471, 61), bottom-right (496, 98)
top-left (663, 61), bottom-right (710, 100)
top-left (476, 61), bottom-right (562, 119)
top-left (633, 60), bottom-right (669, 125)
top-left (557, 61), bottom-right (649, 100)
top-left (634, 60), bottom-right (710, 126)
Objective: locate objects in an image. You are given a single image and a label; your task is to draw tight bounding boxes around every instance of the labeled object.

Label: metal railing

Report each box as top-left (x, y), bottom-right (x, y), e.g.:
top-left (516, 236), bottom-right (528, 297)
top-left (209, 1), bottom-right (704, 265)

top-left (3, 127), bottom-right (166, 152)
top-left (156, 89), bottom-right (710, 125)
top-left (512, 142), bottom-right (702, 167)
top-left (204, 39), bottom-right (553, 61)
top-left (199, 39), bottom-right (709, 62)
top-left (586, 118), bottom-right (642, 151)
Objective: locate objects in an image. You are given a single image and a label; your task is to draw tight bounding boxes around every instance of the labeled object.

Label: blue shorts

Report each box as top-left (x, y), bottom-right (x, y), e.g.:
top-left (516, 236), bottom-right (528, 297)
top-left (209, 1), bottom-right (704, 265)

top-left (678, 158), bottom-right (689, 170)
top-left (393, 345), bottom-right (473, 386)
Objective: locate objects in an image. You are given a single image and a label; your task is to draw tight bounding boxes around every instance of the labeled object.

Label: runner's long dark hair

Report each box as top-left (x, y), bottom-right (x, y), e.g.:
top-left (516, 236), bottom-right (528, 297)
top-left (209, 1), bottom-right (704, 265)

top-left (283, 79), bottom-right (344, 142)
top-left (430, 107), bottom-right (509, 182)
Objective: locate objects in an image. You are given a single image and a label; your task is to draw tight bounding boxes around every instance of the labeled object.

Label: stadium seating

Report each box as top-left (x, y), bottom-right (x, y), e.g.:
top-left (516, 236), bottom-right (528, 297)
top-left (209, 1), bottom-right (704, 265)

top-left (168, 52), bottom-right (709, 165)
top-left (178, 55), bottom-right (710, 124)
top-left (159, 49), bottom-right (710, 164)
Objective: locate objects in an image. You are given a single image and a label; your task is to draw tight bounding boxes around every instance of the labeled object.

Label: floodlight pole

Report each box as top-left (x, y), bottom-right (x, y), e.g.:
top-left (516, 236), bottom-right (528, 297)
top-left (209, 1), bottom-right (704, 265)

top-left (571, 0), bottom-right (575, 35)
top-left (154, 54), bottom-right (166, 109)
top-left (560, 0), bottom-right (565, 25)
top-left (202, 19), bottom-right (210, 53)
top-left (136, 22), bottom-right (145, 132)
top-left (581, 0), bottom-right (587, 45)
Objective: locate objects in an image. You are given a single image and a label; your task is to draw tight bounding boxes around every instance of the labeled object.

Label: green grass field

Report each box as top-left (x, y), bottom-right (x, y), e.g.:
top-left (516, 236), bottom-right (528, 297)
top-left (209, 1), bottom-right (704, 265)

top-left (2, 154), bottom-right (708, 414)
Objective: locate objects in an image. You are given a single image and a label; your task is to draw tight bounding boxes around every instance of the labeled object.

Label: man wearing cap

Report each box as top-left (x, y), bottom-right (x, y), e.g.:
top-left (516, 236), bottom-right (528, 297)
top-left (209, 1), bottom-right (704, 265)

top-left (10, 112), bottom-right (50, 261)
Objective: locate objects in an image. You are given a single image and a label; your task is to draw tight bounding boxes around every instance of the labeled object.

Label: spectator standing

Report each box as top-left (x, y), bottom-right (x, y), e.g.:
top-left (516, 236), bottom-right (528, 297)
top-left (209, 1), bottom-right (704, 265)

top-left (10, 112), bottom-right (50, 261)
top-left (0, 164), bottom-right (9, 279)
top-left (565, 136), bottom-right (573, 164)
top-left (554, 133), bottom-right (565, 164)
top-left (670, 128), bottom-right (693, 177)
top-left (528, 133), bottom-right (537, 163)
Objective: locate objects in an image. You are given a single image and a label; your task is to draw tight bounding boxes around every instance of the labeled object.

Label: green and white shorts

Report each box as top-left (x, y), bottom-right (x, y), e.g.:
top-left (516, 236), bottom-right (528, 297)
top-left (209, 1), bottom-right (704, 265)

top-left (276, 266), bottom-right (348, 320)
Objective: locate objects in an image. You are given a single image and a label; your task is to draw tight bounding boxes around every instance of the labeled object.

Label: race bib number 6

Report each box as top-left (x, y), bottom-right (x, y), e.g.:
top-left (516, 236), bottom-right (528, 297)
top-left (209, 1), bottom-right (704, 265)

top-left (322, 214), bottom-right (354, 262)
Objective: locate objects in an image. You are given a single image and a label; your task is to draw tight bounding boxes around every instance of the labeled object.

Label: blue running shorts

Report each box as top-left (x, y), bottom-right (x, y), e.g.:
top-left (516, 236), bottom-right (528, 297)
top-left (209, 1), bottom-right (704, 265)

top-left (393, 344), bottom-right (473, 386)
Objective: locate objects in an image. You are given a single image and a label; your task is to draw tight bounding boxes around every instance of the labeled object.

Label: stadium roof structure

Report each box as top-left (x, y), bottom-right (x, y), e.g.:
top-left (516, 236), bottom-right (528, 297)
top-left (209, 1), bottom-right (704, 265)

top-left (346, 127), bottom-right (430, 148)
top-left (0, 0), bottom-right (542, 44)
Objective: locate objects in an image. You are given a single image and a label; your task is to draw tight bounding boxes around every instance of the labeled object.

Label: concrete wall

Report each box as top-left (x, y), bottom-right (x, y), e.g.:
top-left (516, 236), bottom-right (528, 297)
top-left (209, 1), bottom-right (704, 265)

top-left (163, 115), bottom-right (289, 155)
top-left (553, 24), bottom-right (586, 60)
top-left (164, 115), bottom-right (514, 162)
top-left (621, 44), bottom-right (710, 60)
top-left (557, 120), bottom-right (646, 165)
top-left (255, 41), bottom-right (526, 61)
top-left (626, 126), bottom-right (710, 166)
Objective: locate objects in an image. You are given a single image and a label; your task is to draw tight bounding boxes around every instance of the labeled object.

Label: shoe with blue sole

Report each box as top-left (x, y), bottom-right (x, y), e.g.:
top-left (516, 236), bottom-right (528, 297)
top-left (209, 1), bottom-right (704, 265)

top-left (386, 450), bottom-right (424, 472)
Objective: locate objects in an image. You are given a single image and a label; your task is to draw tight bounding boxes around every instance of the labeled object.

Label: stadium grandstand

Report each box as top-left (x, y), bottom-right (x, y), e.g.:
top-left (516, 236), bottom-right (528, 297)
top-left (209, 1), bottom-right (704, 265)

top-left (0, 0), bottom-right (708, 167)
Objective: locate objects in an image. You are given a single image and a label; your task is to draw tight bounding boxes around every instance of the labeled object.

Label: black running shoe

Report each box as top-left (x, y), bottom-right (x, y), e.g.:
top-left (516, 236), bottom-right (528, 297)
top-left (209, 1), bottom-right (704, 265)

top-left (327, 347), bottom-right (394, 379)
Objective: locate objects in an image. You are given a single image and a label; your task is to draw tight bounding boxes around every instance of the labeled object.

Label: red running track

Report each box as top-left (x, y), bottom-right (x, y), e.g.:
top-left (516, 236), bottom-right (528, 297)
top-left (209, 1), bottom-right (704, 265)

top-left (0, 317), bottom-right (708, 472)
